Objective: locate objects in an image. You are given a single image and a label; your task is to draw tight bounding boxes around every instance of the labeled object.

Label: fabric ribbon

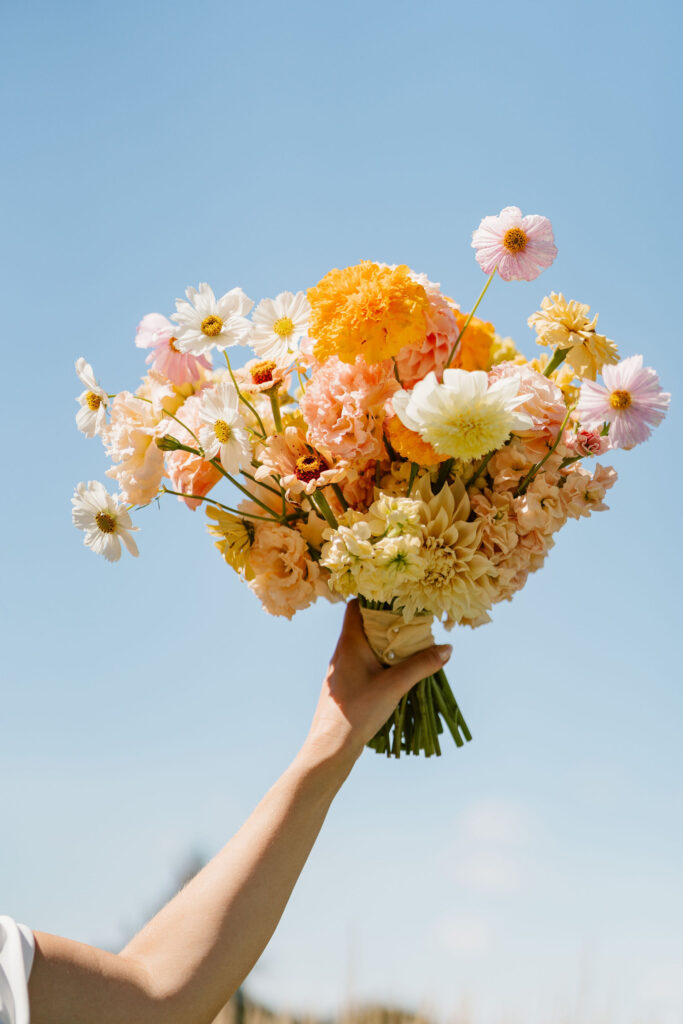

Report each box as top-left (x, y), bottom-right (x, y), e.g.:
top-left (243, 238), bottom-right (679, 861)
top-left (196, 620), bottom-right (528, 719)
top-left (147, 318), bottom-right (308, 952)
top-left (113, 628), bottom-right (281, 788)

top-left (359, 606), bottom-right (435, 666)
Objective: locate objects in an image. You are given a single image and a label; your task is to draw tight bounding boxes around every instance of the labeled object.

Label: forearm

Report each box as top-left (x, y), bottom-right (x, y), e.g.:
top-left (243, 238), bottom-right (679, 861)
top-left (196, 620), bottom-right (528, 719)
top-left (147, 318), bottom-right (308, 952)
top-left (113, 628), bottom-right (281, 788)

top-left (30, 744), bottom-right (352, 1024)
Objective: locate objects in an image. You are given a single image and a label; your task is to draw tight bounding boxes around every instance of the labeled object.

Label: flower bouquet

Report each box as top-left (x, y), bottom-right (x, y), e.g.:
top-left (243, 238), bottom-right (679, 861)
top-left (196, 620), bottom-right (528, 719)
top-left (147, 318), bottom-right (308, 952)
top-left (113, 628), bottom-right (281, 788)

top-left (72, 206), bottom-right (670, 756)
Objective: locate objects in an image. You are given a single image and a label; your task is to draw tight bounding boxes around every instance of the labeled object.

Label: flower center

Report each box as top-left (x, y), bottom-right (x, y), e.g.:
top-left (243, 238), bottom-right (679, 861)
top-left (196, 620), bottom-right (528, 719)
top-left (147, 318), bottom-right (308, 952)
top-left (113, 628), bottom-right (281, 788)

top-left (295, 453), bottom-right (325, 482)
top-left (609, 389), bottom-right (632, 410)
top-left (251, 360), bottom-right (277, 385)
top-left (502, 227), bottom-right (528, 253)
top-left (273, 316), bottom-right (294, 337)
top-left (95, 511), bottom-right (116, 534)
top-left (214, 419), bottom-right (233, 443)
top-left (201, 315), bottom-right (224, 337)
top-left (168, 336), bottom-right (180, 352)
top-left (85, 391), bottom-right (102, 411)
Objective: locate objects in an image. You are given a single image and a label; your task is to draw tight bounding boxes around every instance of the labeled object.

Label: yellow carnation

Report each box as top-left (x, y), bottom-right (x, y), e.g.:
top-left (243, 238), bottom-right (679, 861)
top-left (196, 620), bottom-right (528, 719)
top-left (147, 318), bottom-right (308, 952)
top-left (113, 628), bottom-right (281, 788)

top-left (528, 293), bottom-right (619, 381)
top-left (307, 261), bottom-right (429, 365)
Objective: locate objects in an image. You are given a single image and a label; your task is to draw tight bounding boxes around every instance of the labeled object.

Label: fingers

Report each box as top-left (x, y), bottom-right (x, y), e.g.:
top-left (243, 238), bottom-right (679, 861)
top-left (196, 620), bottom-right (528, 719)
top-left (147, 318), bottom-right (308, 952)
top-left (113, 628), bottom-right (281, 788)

top-left (381, 644), bottom-right (453, 699)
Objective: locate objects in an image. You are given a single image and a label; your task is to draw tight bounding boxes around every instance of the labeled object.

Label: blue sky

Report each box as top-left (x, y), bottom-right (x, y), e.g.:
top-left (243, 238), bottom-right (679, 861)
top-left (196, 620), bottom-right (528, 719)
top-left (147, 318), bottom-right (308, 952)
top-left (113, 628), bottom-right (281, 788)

top-left (1, 0), bottom-right (682, 1021)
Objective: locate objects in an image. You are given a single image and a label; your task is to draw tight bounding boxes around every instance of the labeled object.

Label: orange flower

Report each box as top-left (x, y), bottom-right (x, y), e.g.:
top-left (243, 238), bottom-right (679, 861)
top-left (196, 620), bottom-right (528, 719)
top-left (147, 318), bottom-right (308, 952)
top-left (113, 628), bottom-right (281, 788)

top-left (384, 414), bottom-right (447, 467)
top-left (451, 312), bottom-right (495, 371)
top-left (307, 261), bottom-right (429, 366)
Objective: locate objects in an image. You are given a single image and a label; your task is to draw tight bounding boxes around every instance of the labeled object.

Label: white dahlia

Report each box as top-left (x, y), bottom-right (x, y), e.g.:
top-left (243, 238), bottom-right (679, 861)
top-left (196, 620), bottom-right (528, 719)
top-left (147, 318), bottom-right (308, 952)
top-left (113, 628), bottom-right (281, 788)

top-left (75, 358), bottom-right (108, 438)
top-left (197, 382), bottom-right (252, 473)
top-left (71, 481), bottom-right (139, 562)
top-left (251, 290), bottom-right (310, 364)
top-left (393, 369), bottom-right (533, 462)
top-left (173, 282), bottom-right (253, 356)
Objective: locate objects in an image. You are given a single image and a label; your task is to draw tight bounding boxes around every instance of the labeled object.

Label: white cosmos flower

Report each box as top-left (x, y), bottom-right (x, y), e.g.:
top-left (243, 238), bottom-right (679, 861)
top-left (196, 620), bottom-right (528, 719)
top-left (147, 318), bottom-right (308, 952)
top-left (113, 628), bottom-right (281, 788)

top-left (71, 480), bottom-right (139, 562)
top-left (251, 291), bottom-right (310, 364)
top-left (75, 358), bottom-right (108, 438)
top-left (197, 382), bottom-right (252, 473)
top-left (173, 282), bottom-right (254, 356)
top-left (393, 369), bottom-right (534, 462)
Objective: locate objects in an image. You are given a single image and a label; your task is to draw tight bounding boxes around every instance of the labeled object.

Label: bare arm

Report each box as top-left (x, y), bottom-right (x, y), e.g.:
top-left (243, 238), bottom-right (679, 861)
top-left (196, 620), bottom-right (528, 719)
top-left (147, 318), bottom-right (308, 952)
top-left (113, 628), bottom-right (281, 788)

top-left (28, 602), bottom-right (451, 1024)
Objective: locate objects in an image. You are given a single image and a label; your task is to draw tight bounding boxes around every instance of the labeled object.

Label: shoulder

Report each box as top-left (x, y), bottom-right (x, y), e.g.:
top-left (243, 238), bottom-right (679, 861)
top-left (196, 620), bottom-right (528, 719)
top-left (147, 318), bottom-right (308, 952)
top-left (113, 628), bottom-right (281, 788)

top-left (0, 916), bottom-right (35, 1024)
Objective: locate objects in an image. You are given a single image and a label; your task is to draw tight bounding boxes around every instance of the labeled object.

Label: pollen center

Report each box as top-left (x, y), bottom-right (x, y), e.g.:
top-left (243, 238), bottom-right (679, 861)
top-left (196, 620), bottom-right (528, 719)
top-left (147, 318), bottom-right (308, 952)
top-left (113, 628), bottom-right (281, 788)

top-left (295, 453), bottom-right (325, 482)
top-left (214, 419), bottom-right (233, 443)
top-left (502, 227), bottom-right (528, 253)
top-left (85, 391), bottom-right (102, 411)
top-left (251, 360), bottom-right (277, 385)
top-left (273, 316), bottom-right (294, 337)
top-left (609, 389), bottom-right (632, 410)
top-left (95, 511), bottom-right (116, 534)
top-left (168, 336), bottom-right (180, 352)
top-left (201, 315), bottom-right (224, 337)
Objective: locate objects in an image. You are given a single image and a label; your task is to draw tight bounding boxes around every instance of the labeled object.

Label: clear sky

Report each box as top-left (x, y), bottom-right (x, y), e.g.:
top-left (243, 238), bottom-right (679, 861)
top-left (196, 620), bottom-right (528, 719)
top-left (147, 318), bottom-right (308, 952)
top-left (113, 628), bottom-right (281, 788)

top-left (1, 1), bottom-right (682, 1021)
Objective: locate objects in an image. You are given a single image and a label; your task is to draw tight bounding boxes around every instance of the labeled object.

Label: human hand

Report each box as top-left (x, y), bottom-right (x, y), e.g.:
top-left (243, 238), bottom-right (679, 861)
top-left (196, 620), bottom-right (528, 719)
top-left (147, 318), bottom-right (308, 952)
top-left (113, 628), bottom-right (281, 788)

top-left (301, 600), bottom-right (452, 774)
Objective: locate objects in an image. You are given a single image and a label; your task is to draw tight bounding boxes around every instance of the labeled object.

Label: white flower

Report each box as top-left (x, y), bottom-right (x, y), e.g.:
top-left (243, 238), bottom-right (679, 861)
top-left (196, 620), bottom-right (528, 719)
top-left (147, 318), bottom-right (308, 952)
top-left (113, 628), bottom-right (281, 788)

top-left (75, 358), bottom-right (108, 437)
top-left (71, 481), bottom-right (139, 562)
top-left (197, 382), bottom-right (252, 473)
top-left (251, 291), bottom-right (310, 364)
top-left (393, 369), bottom-right (533, 462)
top-left (173, 282), bottom-right (253, 356)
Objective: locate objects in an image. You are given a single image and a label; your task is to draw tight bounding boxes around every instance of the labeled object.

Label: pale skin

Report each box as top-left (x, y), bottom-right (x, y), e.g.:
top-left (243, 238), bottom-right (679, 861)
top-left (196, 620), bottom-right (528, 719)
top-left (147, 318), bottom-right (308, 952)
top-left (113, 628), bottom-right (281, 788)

top-left (28, 601), bottom-right (452, 1024)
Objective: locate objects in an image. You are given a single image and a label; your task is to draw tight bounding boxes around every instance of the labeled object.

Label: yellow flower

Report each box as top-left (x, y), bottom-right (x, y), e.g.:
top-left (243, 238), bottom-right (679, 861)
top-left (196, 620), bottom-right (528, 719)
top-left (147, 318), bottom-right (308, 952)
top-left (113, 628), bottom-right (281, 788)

top-left (307, 261), bottom-right (429, 365)
top-left (528, 293), bottom-right (619, 380)
top-left (206, 506), bottom-right (254, 577)
top-left (488, 334), bottom-right (526, 368)
top-left (452, 312), bottom-right (495, 371)
top-left (384, 414), bottom-right (448, 466)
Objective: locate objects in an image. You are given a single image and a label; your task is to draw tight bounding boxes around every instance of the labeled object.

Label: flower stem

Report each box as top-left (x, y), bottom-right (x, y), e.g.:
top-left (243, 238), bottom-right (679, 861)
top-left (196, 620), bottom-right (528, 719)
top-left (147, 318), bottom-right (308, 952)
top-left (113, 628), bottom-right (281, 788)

top-left (269, 389), bottom-right (283, 432)
top-left (209, 459), bottom-right (284, 517)
top-left (464, 447), bottom-right (496, 488)
top-left (514, 405), bottom-right (573, 496)
top-left (313, 489), bottom-right (338, 529)
top-left (543, 347), bottom-right (569, 378)
top-left (407, 462), bottom-right (419, 496)
top-left (331, 483), bottom-right (349, 510)
top-left (391, 357), bottom-right (402, 385)
top-left (446, 269), bottom-right (496, 368)
top-left (160, 486), bottom-right (280, 522)
top-left (224, 353), bottom-right (267, 437)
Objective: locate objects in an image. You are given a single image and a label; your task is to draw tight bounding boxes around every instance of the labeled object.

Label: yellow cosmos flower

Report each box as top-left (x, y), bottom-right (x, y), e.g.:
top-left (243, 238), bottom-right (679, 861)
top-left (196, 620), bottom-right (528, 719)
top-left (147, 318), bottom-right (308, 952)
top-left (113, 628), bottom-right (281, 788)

top-left (307, 261), bottom-right (429, 365)
top-left (206, 506), bottom-right (254, 578)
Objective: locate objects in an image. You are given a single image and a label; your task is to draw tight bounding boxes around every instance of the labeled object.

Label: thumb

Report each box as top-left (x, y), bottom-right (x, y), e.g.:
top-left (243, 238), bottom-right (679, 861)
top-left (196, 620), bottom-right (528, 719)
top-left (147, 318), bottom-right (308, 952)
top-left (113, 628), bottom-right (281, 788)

top-left (381, 643), bottom-right (453, 699)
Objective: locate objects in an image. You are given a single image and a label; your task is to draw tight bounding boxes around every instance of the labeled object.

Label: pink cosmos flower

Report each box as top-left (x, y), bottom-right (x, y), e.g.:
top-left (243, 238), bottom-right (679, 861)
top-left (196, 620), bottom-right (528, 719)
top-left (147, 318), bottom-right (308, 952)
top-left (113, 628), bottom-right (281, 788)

top-left (136, 313), bottom-right (211, 386)
top-left (576, 355), bottom-right (670, 450)
top-left (471, 206), bottom-right (557, 282)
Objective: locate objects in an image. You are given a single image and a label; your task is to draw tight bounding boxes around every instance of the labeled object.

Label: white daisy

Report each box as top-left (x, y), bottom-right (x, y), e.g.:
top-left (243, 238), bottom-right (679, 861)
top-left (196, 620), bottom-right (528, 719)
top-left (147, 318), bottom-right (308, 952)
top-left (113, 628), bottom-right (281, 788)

top-left (197, 382), bottom-right (252, 473)
top-left (393, 369), bottom-right (534, 462)
top-left (75, 358), bottom-right (108, 438)
top-left (173, 282), bottom-right (254, 356)
top-left (251, 290), bottom-right (310, 363)
top-left (71, 481), bottom-right (139, 562)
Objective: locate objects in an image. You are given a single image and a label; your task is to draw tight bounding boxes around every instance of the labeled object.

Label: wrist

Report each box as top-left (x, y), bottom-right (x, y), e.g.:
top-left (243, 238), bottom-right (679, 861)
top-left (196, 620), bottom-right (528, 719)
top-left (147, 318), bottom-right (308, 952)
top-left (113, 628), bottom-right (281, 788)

top-left (293, 735), bottom-right (360, 795)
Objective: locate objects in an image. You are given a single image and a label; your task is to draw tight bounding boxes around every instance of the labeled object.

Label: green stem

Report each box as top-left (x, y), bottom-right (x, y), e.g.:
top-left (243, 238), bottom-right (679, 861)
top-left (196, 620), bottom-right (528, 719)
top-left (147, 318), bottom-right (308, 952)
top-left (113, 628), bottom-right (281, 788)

top-left (242, 469), bottom-right (285, 498)
top-left (160, 487), bottom-right (280, 522)
top-left (436, 668), bottom-right (472, 742)
top-left (407, 462), bottom-right (419, 497)
top-left (331, 483), bottom-right (349, 510)
top-left (224, 353), bottom-right (267, 437)
top-left (446, 269), bottom-right (496, 368)
top-left (136, 395), bottom-right (202, 447)
top-left (543, 347), bottom-right (569, 378)
top-left (435, 459), bottom-right (454, 490)
top-left (312, 489), bottom-right (338, 529)
top-left (514, 405), bottom-right (573, 496)
top-left (269, 389), bottom-right (283, 432)
top-left (209, 459), bottom-right (284, 517)
top-left (391, 357), bottom-right (402, 385)
top-left (464, 447), bottom-right (496, 488)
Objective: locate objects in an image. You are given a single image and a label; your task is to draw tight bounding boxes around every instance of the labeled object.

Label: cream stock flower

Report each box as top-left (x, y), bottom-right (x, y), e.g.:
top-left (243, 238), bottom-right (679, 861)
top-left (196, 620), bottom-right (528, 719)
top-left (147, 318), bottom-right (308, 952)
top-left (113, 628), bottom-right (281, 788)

top-left (320, 515), bottom-right (375, 598)
top-left (528, 293), bottom-right (619, 381)
top-left (365, 494), bottom-right (422, 537)
top-left (358, 534), bottom-right (426, 604)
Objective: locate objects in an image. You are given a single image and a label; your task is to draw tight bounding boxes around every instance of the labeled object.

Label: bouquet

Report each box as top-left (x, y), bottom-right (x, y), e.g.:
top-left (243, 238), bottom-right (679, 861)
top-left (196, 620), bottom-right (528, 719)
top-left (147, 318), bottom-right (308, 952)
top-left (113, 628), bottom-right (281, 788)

top-left (71, 206), bottom-right (670, 756)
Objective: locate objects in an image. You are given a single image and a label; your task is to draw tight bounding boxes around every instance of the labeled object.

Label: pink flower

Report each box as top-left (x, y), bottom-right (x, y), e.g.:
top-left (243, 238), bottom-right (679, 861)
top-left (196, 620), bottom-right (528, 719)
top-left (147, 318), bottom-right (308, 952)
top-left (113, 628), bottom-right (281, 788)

top-left (254, 426), bottom-right (349, 498)
top-left (576, 355), bottom-right (670, 450)
top-left (472, 206), bottom-right (557, 282)
top-left (136, 313), bottom-right (211, 386)
top-left (393, 279), bottom-right (459, 388)
top-left (564, 427), bottom-right (609, 457)
top-left (165, 393), bottom-right (223, 509)
top-left (513, 475), bottom-right (566, 535)
top-left (248, 521), bottom-right (323, 618)
top-left (488, 362), bottom-right (567, 455)
top-left (300, 356), bottom-right (398, 466)
top-left (560, 462), bottom-right (617, 519)
top-left (104, 392), bottom-right (165, 504)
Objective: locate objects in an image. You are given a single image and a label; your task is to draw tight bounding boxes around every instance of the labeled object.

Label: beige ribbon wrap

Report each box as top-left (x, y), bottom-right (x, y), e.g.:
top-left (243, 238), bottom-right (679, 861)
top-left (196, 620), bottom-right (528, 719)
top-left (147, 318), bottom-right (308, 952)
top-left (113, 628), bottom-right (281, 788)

top-left (359, 607), bottom-right (435, 666)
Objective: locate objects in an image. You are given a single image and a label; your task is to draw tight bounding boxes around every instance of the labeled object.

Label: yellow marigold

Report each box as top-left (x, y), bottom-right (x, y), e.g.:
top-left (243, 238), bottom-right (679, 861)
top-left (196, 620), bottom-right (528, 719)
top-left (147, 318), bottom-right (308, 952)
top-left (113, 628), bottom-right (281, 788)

top-left (206, 506), bottom-right (254, 578)
top-left (384, 414), bottom-right (448, 467)
top-left (307, 261), bottom-right (429, 366)
top-left (528, 293), bottom-right (619, 381)
top-left (452, 312), bottom-right (495, 371)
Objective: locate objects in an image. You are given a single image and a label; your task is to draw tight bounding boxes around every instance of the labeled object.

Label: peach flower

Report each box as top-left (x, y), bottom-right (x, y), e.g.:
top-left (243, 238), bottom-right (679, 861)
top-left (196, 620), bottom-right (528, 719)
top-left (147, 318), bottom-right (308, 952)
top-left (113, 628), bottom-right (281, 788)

top-left (105, 391), bottom-right (165, 504)
top-left (469, 488), bottom-right (518, 561)
top-left (393, 281), bottom-right (459, 388)
top-left (513, 475), bottom-right (566, 535)
top-left (248, 521), bottom-right (323, 618)
top-left (486, 438), bottom-right (537, 494)
top-left (489, 361), bottom-right (567, 456)
top-left (300, 356), bottom-right (398, 466)
top-left (165, 393), bottom-right (223, 509)
top-left (254, 426), bottom-right (349, 498)
top-left (560, 463), bottom-right (617, 519)
top-left (340, 460), bottom-right (380, 511)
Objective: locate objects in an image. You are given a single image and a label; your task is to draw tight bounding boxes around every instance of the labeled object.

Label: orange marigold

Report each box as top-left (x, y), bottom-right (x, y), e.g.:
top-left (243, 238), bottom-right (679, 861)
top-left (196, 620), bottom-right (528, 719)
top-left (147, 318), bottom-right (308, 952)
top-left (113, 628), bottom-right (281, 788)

top-left (384, 414), bottom-right (448, 467)
top-left (307, 261), bottom-right (429, 366)
top-left (451, 312), bottom-right (495, 371)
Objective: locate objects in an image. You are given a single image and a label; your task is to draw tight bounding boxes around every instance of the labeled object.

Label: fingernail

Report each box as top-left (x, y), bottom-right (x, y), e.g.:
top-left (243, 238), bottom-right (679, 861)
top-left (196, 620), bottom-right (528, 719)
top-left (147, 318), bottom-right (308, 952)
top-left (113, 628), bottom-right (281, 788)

top-left (437, 644), bottom-right (452, 663)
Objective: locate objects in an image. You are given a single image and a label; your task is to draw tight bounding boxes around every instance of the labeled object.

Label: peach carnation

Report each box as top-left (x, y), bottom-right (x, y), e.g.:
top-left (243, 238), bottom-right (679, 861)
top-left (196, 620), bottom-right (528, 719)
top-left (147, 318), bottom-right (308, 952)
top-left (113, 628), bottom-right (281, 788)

top-left (248, 521), bottom-right (323, 618)
top-left (307, 261), bottom-right (429, 366)
top-left (254, 425), bottom-right (348, 498)
top-left (488, 361), bottom-right (568, 456)
top-left (104, 391), bottom-right (165, 504)
top-left (300, 356), bottom-right (398, 466)
top-left (165, 393), bottom-right (223, 509)
top-left (393, 280), bottom-right (459, 388)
